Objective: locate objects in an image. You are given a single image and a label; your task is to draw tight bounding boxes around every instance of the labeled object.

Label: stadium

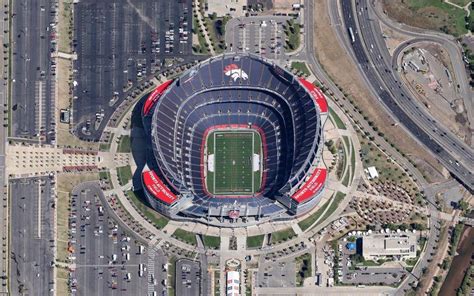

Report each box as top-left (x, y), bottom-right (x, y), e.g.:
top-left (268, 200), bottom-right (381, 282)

top-left (140, 53), bottom-right (328, 225)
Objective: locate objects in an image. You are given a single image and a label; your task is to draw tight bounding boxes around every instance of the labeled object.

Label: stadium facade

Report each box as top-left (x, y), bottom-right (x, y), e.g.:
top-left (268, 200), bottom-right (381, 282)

top-left (140, 53), bottom-right (328, 225)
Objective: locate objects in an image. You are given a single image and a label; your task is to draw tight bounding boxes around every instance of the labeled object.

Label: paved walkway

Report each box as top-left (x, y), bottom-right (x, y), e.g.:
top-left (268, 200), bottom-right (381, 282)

top-left (6, 144), bottom-right (99, 176)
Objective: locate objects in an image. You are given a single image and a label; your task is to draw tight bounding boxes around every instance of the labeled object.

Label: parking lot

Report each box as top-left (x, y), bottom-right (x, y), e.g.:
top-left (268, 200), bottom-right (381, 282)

top-left (69, 182), bottom-right (167, 295)
top-left (11, 0), bottom-right (57, 143)
top-left (9, 176), bottom-right (55, 295)
top-left (73, 0), bottom-right (194, 141)
top-left (175, 259), bottom-right (200, 296)
top-left (225, 16), bottom-right (289, 62)
top-left (257, 259), bottom-right (296, 288)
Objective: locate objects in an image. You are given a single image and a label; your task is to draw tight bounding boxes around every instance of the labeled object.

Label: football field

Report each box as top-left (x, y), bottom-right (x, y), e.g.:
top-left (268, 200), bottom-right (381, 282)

top-left (206, 130), bottom-right (262, 196)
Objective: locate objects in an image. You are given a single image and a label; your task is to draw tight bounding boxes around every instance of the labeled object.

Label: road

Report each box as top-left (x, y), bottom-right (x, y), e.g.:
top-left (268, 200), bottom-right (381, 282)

top-left (300, 0), bottom-right (445, 294)
top-left (339, 0), bottom-right (473, 190)
top-left (0, 0), bottom-right (9, 290)
top-left (369, 0), bottom-right (473, 131)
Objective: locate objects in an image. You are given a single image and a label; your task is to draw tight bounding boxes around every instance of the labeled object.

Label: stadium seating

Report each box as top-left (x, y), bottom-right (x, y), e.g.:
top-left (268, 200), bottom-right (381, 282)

top-left (143, 54), bottom-right (325, 218)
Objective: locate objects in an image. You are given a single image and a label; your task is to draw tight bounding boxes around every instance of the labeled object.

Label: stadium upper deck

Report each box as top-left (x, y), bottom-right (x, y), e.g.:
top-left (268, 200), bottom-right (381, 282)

top-left (140, 53), bottom-right (328, 224)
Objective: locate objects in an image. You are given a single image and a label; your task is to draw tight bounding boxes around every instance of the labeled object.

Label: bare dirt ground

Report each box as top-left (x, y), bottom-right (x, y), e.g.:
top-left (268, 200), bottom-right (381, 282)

top-left (401, 43), bottom-right (471, 146)
top-left (272, 0), bottom-right (293, 10)
top-left (417, 221), bottom-right (451, 294)
top-left (312, 0), bottom-right (445, 182)
top-left (379, 21), bottom-right (411, 56)
top-left (58, 0), bottom-right (73, 53)
top-left (56, 6), bottom-right (98, 150)
top-left (57, 172), bottom-right (99, 193)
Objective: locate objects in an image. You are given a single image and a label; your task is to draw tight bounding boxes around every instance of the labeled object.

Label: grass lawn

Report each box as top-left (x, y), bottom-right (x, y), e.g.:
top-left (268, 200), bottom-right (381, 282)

top-left (291, 61), bottom-right (311, 76)
top-left (319, 191), bottom-right (346, 223)
top-left (247, 234), bottom-right (265, 249)
top-left (172, 228), bottom-right (197, 246)
top-left (383, 0), bottom-right (468, 37)
top-left (117, 135), bottom-right (131, 153)
top-left (207, 130), bottom-right (261, 195)
top-left (202, 235), bottom-right (221, 249)
top-left (297, 193), bottom-right (334, 231)
top-left (350, 140), bottom-right (356, 181)
top-left (117, 165), bottom-right (132, 186)
top-left (126, 191), bottom-right (169, 229)
top-left (270, 228), bottom-right (296, 244)
top-left (341, 137), bottom-right (351, 186)
top-left (329, 108), bottom-right (346, 129)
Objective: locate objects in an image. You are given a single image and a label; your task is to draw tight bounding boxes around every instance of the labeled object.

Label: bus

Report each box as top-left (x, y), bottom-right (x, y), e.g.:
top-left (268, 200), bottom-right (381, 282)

top-left (348, 27), bottom-right (355, 43)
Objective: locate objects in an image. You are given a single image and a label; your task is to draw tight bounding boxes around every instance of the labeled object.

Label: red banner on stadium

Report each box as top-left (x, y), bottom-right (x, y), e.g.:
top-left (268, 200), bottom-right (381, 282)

top-left (299, 78), bottom-right (328, 113)
top-left (143, 80), bottom-right (174, 116)
top-left (291, 168), bottom-right (327, 203)
top-left (142, 170), bottom-right (178, 205)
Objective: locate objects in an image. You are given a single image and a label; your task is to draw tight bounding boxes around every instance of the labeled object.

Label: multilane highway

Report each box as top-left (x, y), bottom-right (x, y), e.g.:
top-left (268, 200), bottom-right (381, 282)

top-left (340, 0), bottom-right (473, 190)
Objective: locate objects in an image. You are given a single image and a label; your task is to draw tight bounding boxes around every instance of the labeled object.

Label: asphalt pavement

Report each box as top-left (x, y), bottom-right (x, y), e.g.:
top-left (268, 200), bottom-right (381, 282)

top-left (9, 176), bottom-right (55, 296)
top-left (69, 182), bottom-right (167, 296)
top-left (73, 0), bottom-right (195, 141)
top-left (175, 258), bottom-right (200, 296)
top-left (340, 0), bottom-right (473, 190)
top-left (11, 0), bottom-right (56, 143)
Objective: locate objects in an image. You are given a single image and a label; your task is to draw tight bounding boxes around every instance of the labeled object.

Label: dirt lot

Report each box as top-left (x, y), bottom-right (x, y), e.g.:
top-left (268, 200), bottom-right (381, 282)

top-left (381, 0), bottom-right (468, 37)
top-left (57, 172), bottom-right (99, 193)
top-left (312, 0), bottom-right (445, 182)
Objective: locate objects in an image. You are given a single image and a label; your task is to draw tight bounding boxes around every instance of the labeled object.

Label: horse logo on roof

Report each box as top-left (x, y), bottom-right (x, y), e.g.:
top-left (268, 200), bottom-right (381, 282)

top-left (224, 64), bottom-right (248, 81)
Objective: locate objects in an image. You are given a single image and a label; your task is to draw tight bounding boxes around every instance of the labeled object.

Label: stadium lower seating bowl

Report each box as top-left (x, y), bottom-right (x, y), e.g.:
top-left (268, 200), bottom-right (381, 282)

top-left (141, 53), bottom-right (327, 222)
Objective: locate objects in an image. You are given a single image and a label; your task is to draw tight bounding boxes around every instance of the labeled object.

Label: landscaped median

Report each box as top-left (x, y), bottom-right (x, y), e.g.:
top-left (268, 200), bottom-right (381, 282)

top-left (329, 107), bottom-right (346, 130)
top-left (297, 191), bottom-right (346, 232)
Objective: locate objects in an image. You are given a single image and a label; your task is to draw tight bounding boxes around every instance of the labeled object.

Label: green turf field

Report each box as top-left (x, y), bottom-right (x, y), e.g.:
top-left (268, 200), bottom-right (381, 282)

top-left (205, 130), bottom-right (262, 195)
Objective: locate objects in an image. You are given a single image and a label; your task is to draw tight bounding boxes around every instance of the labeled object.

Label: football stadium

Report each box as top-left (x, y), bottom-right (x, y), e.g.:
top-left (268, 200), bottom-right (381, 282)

top-left (140, 53), bottom-right (328, 225)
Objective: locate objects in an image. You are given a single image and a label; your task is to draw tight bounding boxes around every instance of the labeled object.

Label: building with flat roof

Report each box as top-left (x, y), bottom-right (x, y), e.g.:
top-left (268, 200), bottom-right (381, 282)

top-left (362, 233), bottom-right (417, 260)
top-left (226, 270), bottom-right (240, 296)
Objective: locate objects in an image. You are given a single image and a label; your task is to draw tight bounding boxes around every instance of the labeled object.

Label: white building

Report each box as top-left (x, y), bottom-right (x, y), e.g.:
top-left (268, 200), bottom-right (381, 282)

top-left (367, 166), bottom-right (379, 180)
top-left (362, 233), bottom-right (417, 260)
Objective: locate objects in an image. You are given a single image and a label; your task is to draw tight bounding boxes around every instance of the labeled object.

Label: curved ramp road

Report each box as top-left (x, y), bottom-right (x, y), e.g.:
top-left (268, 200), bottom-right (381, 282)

top-left (340, 0), bottom-right (473, 190)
